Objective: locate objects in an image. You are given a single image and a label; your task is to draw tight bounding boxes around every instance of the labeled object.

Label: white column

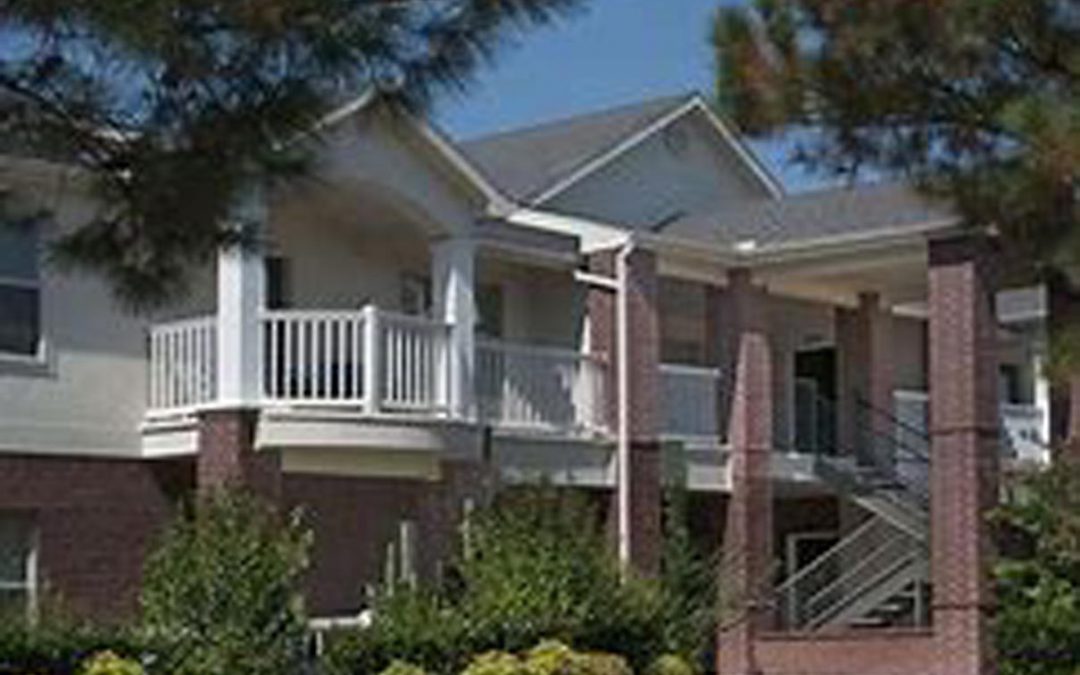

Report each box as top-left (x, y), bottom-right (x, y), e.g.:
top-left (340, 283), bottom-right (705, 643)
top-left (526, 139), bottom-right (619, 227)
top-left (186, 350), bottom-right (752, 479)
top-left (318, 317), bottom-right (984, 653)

top-left (1033, 335), bottom-right (1052, 452)
top-left (432, 236), bottom-right (476, 420)
top-left (216, 183), bottom-right (266, 407)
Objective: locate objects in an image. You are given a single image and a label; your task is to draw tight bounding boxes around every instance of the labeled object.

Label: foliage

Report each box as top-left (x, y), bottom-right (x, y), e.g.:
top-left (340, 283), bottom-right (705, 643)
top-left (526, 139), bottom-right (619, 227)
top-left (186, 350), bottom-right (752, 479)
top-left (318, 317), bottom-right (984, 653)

top-left (327, 488), bottom-right (669, 675)
top-left (644, 654), bottom-right (698, 675)
top-left (461, 650), bottom-right (526, 675)
top-left (0, 619), bottom-right (148, 675)
top-left (713, 0), bottom-right (1080, 286)
top-left (459, 641), bottom-right (631, 675)
top-left (657, 446), bottom-right (720, 665)
top-left (0, 0), bottom-right (583, 308)
top-left (379, 660), bottom-right (431, 675)
top-left (138, 489), bottom-right (312, 675)
top-left (994, 460), bottom-right (1080, 675)
top-left (79, 651), bottom-right (145, 675)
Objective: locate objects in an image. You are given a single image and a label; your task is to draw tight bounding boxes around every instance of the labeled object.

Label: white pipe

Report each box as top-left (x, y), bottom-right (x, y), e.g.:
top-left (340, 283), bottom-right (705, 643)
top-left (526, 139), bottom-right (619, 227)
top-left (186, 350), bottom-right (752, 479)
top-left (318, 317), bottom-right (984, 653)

top-left (571, 237), bottom-right (635, 569)
top-left (615, 239), bottom-right (634, 567)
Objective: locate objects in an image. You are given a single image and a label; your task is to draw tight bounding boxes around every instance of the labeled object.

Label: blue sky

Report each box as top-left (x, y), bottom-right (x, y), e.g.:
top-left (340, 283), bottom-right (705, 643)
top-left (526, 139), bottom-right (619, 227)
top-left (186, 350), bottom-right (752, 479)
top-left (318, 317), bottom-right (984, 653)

top-left (433, 0), bottom-right (831, 191)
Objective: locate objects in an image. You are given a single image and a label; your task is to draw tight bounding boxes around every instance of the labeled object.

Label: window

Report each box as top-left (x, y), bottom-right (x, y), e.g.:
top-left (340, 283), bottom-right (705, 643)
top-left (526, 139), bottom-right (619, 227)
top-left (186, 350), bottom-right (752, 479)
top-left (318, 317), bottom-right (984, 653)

top-left (0, 516), bottom-right (35, 619)
top-left (0, 221), bottom-right (41, 357)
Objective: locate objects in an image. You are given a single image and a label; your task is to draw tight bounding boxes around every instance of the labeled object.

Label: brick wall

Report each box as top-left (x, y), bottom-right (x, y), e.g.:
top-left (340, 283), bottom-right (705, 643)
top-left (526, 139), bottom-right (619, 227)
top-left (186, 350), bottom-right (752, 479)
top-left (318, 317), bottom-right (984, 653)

top-left (0, 454), bottom-right (191, 622)
top-left (282, 473), bottom-right (435, 616)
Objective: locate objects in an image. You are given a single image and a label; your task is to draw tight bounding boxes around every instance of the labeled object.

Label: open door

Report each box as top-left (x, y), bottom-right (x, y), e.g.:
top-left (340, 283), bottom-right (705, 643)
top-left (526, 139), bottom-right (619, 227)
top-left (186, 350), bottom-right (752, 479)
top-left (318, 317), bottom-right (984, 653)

top-left (794, 347), bottom-right (837, 454)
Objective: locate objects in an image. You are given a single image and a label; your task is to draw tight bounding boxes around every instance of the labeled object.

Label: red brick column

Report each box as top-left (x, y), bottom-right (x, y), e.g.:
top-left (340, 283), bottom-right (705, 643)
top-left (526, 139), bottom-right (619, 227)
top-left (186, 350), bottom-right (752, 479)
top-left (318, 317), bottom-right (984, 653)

top-left (835, 293), bottom-right (894, 460)
top-left (587, 247), bottom-right (662, 575)
top-left (196, 408), bottom-right (280, 500)
top-left (717, 269), bottom-right (773, 675)
top-left (928, 235), bottom-right (999, 675)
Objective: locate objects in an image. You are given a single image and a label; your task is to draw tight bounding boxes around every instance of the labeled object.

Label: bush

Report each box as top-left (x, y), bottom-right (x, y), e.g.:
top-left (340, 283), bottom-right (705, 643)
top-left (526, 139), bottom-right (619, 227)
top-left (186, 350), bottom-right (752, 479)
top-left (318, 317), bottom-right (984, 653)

top-left (644, 654), bottom-right (698, 675)
top-left (79, 651), bottom-right (145, 675)
top-left (462, 651), bottom-right (525, 675)
top-left (327, 488), bottom-right (667, 675)
top-left (995, 461), bottom-right (1080, 675)
top-left (0, 620), bottom-right (149, 675)
top-left (379, 660), bottom-right (430, 675)
top-left (139, 489), bottom-right (312, 675)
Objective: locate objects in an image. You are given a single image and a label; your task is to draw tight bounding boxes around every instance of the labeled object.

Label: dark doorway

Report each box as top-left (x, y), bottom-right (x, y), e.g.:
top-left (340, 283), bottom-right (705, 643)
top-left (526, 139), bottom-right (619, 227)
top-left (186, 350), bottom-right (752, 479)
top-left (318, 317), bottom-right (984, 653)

top-left (794, 347), bottom-right (837, 454)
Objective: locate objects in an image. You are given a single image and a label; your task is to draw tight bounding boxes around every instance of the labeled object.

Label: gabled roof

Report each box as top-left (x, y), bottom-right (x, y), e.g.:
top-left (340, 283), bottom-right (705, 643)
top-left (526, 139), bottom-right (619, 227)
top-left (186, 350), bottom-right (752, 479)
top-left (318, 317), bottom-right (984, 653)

top-left (665, 181), bottom-right (957, 249)
top-left (459, 94), bottom-right (706, 202)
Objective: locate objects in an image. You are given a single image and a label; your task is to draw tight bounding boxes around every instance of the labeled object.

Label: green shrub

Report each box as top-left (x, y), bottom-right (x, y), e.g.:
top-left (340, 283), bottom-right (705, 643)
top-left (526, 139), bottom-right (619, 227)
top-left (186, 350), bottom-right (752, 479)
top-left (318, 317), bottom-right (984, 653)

top-left (139, 489), bottom-right (312, 675)
top-left (462, 651), bottom-right (525, 675)
top-left (379, 660), bottom-right (430, 675)
top-left (522, 641), bottom-right (630, 675)
top-left (327, 488), bottom-right (667, 675)
top-left (995, 461), bottom-right (1080, 675)
top-left (573, 652), bottom-right (631, 675)
top-left (521, 641), bottom-right (576, 675)
top-left (79, 651), bottom-right (145, 675)
top-left (0, 619), bottom-right (149, 675)
top-left (644, 654), bottom-right (698, 675)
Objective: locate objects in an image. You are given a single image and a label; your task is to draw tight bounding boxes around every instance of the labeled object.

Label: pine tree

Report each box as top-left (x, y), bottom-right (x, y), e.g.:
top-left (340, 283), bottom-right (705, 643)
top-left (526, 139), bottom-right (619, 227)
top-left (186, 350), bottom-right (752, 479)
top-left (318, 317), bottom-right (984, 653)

top-left (712, 0), bottom-right (1079, 284)
top-left (0, 0), bottom-right (583, 308)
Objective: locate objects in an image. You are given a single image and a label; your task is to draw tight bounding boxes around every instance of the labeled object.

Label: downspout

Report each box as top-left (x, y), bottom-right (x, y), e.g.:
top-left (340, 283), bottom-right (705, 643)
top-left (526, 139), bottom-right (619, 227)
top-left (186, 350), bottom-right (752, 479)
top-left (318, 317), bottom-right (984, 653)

top-left (615, 237), bottom-right (635, 568)
top-left (573, 234), bottom-right (636, 569)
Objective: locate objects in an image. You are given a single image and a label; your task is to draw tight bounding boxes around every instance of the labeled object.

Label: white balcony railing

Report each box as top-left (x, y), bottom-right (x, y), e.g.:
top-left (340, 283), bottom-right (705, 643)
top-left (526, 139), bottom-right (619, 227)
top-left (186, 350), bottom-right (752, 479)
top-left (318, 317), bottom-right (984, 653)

top-left (260, 308), bottom-right (451, 413)
top-left (1001, 403), bottom-right (1049, 463)
top-left (147, 316), bottom-right (218, 413)
top-left (261, 310), bottom-right (368, 404)
top-left (659, 363), bottom-right (726, 442)
top-left (476, 339), bottom-right (606, 435)
top-left (893, 390), bottom-right (1049, 464)
top-left (147, 310), bottom-right (608, 435)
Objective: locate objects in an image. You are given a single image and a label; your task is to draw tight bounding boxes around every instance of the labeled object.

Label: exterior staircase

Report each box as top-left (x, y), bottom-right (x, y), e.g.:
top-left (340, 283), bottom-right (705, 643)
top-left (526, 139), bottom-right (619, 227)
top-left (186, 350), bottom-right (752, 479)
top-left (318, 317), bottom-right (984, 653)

top-left (775, 394), bottom-right (932, 631)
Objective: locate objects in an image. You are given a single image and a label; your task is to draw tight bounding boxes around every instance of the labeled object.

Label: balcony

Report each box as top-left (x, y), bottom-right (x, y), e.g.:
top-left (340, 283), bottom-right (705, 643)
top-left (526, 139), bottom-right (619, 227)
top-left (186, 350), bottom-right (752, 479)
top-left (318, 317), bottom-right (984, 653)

top-left (146, 307), bottom-right (606, 439)
top-left (894, 389), bottom-right (1049, 464)
top-left (659, 363), bottom-right (727, 446)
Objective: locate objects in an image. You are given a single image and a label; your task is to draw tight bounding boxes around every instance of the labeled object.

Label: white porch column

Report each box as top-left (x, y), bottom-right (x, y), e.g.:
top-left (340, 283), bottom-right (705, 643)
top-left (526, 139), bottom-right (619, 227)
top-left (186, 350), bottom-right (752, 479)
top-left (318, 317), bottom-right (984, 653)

top-left (432, 236), bottom-right (476, 420)
top-left (216, 183), bottom-right (266, 407)
top-left (1033, 338), bottom-right (1052, 452)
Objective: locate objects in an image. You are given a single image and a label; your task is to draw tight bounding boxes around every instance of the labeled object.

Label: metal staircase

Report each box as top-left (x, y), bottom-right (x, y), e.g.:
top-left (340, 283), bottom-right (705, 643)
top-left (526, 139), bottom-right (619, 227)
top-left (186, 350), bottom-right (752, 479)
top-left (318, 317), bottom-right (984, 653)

top-left (774, 393), bottom-right (932, 631)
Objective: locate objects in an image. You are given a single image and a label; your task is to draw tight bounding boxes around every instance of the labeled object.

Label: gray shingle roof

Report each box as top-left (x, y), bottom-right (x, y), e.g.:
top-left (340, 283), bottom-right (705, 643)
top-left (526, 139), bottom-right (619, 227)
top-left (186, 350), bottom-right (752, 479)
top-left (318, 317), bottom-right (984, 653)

top-left (459, 94), bottom-right (692, 201)
top-left (665, 182), bottom-right (956, 247)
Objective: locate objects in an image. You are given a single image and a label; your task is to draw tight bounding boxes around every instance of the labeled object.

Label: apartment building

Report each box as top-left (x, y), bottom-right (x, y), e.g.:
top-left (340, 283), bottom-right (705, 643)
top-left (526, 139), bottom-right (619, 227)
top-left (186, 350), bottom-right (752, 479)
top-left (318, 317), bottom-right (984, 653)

top-left (0, 93), bottom-right (1060, 674)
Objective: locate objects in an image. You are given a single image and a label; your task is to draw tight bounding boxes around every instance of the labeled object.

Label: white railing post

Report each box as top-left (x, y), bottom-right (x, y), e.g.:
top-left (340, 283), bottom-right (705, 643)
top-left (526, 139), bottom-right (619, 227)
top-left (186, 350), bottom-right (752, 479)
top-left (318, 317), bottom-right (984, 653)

top-left (363, 305), bottom-right (381, 415)
top-left (216, 182), bottom-right (266, 407)
top-left (432, 237), bottom-right (476, 420)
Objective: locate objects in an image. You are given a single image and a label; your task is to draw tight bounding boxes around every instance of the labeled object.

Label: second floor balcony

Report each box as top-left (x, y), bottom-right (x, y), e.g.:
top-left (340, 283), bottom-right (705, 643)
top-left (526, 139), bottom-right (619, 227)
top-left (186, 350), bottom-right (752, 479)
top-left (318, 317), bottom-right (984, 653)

top-left (145, 306), bottom-right (607, 439)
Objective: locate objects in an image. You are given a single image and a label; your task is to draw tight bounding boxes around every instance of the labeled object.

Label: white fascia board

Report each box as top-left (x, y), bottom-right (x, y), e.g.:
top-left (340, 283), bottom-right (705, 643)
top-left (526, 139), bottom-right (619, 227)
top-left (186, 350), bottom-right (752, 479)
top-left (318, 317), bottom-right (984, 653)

top-left (528, 97), bottom-right (699, 206)
top-left (506, 208), bottom-right (633, 254)
top-left (745, 217), bottom-right (961, 266)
